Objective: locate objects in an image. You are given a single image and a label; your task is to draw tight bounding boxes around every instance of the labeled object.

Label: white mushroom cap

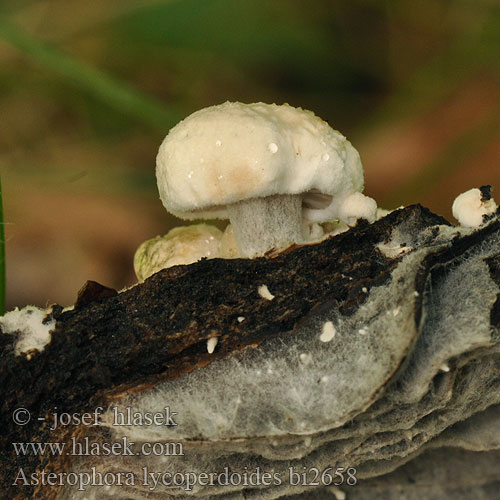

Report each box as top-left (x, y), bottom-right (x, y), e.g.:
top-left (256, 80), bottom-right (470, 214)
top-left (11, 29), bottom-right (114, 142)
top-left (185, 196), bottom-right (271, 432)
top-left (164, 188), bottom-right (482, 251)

top-left (156, 101), bottom-right (365, 221)
top-left (452, 187), bottom-right (497, 228)
top-left (133, 224), bottom-right (222, 281)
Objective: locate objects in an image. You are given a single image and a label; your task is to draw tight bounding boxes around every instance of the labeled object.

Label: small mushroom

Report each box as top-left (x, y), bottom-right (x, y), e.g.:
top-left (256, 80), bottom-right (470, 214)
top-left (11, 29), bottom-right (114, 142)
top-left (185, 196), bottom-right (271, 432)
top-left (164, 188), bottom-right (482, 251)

top-left (452, 186), bottom-right (498, 228)
top-left (156, 102), bottom-right (377, 258)
top-left (133, 224), bottom-right (222, 281)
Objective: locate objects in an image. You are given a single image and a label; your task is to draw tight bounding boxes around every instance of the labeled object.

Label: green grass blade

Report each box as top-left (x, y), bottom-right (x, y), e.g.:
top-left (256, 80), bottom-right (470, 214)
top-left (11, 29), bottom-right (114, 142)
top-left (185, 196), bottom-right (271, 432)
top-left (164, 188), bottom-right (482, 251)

top-left (0, 176), bottom-right (5, 315)
top-left (0, 18), bottom-right (183, 131)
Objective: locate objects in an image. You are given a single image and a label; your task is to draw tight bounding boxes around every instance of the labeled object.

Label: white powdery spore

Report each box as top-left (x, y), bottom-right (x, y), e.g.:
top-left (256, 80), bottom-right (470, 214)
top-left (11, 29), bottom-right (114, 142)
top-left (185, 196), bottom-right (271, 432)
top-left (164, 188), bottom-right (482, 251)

top-left (452, 188), bottom-right (497, 228)
top-left (0, 306), bottom-right (56, 355)
top-left (319, 321), bottom-right (336, 342)
top-left (207, 337), bottom-right (219, 354)
top-left (258, 285), bottom-right (275, 301)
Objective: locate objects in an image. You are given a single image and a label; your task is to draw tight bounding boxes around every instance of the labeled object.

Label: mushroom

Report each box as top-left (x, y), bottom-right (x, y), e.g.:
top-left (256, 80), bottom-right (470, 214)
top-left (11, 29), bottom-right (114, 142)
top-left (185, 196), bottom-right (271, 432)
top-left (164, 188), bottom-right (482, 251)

top-left (452, 186), bottom-right (498, 228)
top-left (156, 102), bottom-right (377, 257)
top-left (133, 224), bottom-right (222, 281)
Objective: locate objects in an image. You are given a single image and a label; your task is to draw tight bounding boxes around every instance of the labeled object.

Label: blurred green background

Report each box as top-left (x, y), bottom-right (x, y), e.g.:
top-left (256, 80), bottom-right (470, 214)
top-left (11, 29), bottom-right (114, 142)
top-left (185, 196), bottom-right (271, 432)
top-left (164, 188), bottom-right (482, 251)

top-left (1, 0), bottom-right (499, 309)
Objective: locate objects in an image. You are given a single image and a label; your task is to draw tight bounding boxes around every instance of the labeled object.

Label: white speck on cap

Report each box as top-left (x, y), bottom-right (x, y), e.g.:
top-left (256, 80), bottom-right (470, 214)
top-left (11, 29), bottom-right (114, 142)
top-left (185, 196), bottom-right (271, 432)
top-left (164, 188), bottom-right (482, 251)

top-left (268, 142), bottom-right (278, 153)
top-left (207, 337), bottom-right (219, 354)
top-left (156, 102), bottom-right (367, 221)
top-left (258, 284), bottom-right (275, 300)
top-left (319, 321), bottom-right (336, 342)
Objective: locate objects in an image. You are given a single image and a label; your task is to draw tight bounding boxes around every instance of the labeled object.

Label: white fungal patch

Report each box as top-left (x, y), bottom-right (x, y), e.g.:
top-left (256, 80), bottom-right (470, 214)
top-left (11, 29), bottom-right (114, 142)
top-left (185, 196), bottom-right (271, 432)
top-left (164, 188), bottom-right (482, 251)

top-left (268, 142), bottom-right (278, 154)
top-left (0, 306), bottom-right (56, 356)
top-left (322, 153), bottom-right (330, 162)
top-left (452, 187), bottom-right (497, 227)
top-left (258, 285), bottom-right (275, 300)
top-left (439, 363), bottom-right (450, 373)
top-left (237, 316), bottom-right (245, 323)
top-left (299, 353), bottom-right (312, 365)
top-left (392, 307), bottom-right (401, 316)
top-left (323, 191), bottom-right (377, 226)
top-left (377, 241), bottom-right (413, 259)
top-left (362, 287), bottom-right (368, 293)
top-left (358, 328), bottom-right (368, 335)
top-left (319, 321), bottom-right (336, 342)
top-left (207, 337), bottom-right (218, 354)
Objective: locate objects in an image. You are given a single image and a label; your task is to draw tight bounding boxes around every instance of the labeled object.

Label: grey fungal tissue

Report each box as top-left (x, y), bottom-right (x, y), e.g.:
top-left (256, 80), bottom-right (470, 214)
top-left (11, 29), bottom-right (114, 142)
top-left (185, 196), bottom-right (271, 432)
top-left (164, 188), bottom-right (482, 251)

top-left (60, 210), bottom-right (500, 500)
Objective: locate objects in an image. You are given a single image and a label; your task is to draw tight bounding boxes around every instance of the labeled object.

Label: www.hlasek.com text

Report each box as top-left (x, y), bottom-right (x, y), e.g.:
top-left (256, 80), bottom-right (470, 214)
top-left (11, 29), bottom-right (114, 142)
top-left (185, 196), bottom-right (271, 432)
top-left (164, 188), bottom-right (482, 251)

top-left (13, 436), bottom-right (184, 457)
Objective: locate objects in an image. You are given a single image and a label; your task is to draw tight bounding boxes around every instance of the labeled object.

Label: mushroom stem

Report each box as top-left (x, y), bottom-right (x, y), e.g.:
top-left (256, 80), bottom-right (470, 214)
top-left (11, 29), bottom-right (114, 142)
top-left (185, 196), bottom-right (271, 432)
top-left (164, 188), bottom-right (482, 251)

top-left (227, 194), bottom-right (303, 257)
